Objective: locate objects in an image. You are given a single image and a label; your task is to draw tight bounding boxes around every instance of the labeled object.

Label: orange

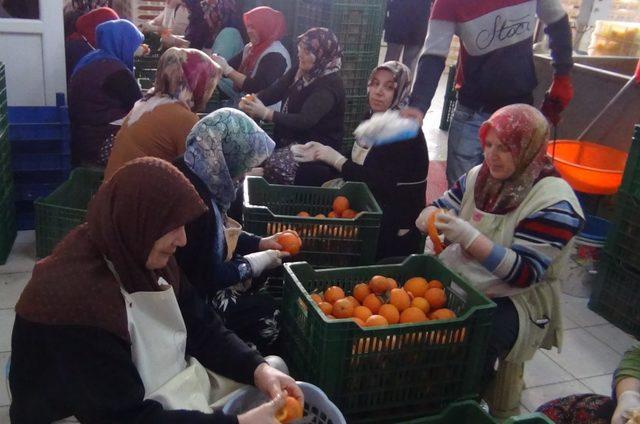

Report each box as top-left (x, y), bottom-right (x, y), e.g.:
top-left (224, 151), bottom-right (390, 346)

top-left (362, 293), bottom-right (383, 314)
top-left (365, 314), bottom-right (389, 327)
top-left (297, 211), bottom-right (310, 217)
top-left (332, 196), bottom-right (350, 214)
top-left (315, 213), bottom-right (326, 219)
top-left (404, 277), bottom-right (428, 298)
top-left (318, 302), bottom-right (332, 316)
top-left (389, 288), bottom-right (411, 312)
top-left (411, 297), bottom-right (431, 314)
top-left (324, 286), bottom-right (345, 304)
top-left (332, 298), bottom-right (354, 318)
top-left (327, 211), bottom-right (339, 218)
top-left (341, 209), bottom-right (357, 219)
top-left (428, 208), bottom-right (445, 254)
top-left (277, 231), bottom-right (302, 255)
top-left (430, 308), bottom-right (456, 321)
top-left (427, 280), bottom-right (444, 290)
top-left (345, 295), bottom-right (360, 309)
top-left (400, 307), bottom-right (428, 323)
top-left (352, 317), bottom-right (366, 327)
top-left (353, 283), bottom-right (371, 302)
top-left (276, 396), bottom-right (304, 423)
top-left (387, 278), bottom-right (398, 289)
top-left (379, 304), bottom-right (400, 324)
top-left (425, 288), bottom-right (447, 310)
top-left (310, 293), bottom-right (323, 305)
top-left (353, 305), bottom-right (373, 322)
top-left (369, 275), bottom-right (390, 295)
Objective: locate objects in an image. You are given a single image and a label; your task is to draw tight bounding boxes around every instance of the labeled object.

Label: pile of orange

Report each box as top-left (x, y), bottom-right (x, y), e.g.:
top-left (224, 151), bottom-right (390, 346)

top-left (296, 196), bottom-right (359, 219)
top-left (309, 275), bottom-right (457, 327)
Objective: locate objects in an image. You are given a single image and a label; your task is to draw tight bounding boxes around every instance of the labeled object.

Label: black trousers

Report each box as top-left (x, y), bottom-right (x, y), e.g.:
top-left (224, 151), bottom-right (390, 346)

top-left (482, 297), bottom-right (520, 387)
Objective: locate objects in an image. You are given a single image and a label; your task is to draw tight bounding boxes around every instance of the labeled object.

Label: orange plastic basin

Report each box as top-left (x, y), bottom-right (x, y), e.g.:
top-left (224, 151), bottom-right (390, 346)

top-left (546, 140), bottom-right (628, 195)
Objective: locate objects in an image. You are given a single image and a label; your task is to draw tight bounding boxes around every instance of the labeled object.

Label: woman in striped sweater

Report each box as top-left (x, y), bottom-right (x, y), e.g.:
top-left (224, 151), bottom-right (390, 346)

top-left (416, 104), bottom-right (585, 392)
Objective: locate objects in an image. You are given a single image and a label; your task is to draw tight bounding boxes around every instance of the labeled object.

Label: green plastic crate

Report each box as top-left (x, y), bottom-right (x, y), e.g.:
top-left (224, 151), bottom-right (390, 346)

top-left (243, 176), bottom-right (382, 268)
top-left (294, 0), bottom-right (385, 54)
top-left (343, 95), bottom-right (369, 154)
top-left (34, 168), bottom-right (103, 258)
top-left (0, 187), bottom-right (17, 264)
top-left (603, 191), bottom-right (640, 266)
top-left (618, 125), bottom-right (640, 197)
top-left (138, 78), bottom-right (154, 90)
top-left (341, 52), bottom-right (378, 96)
top-left (399, 400), bottom-right (553, 423)
top-left (439, 65), bottom-right (457, 131)
top-left (589, 252), bottom-right (640, 338)
top-left (281, 255), bottom-right (496, 423)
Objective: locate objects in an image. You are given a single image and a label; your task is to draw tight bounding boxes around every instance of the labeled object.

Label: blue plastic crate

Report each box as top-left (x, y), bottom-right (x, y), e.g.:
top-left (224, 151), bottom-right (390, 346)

top-left (15, 200), bottom-right (35, 230)
top-left (11, 153), bottom-right (70, 173)
top-left (8, 93), bottom-right (70, 142)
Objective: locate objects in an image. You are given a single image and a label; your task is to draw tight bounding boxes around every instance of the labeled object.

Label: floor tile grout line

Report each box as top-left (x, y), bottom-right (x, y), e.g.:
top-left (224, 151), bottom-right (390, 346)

top-left (538, 347), bottom-right (619, 381)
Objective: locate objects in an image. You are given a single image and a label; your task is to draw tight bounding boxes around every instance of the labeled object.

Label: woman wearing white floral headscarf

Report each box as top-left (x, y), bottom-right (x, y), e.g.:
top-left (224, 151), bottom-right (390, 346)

top-left (294, 61), bottom-right (429, 260)
top-left (174, 108), bottom-right (294, 355)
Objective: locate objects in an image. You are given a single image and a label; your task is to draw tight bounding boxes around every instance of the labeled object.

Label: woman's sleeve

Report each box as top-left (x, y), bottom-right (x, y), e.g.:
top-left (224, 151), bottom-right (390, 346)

top-left (237, 231), bottom-right (261, 255)
top-left (103, 69), bottom-right (143, 111)
top-left (615, 346), bottom-right (640, 385)
top-left (256, 67), bottom-right (295, 106)
top-left (178, 275), bottom-right (266, 384)
top-left (431, 173), bottom-right (467, 214)
top-left (479, 200), bottom-right (585, 288)
top-left (241, 53), bottom-right (288, 94)
top-left (49, 325), bottom-right (237, 423)
top-left (271, 87), bottom-right (337, 130)
top-left (228, 51), bottom-right (243, 69)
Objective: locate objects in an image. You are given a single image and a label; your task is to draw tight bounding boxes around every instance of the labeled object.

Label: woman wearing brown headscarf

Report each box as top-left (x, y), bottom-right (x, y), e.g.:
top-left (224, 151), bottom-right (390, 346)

top-left (9, 157), bottom-right (302, 423)
top-left (104, 47), bottom-right (222, 180)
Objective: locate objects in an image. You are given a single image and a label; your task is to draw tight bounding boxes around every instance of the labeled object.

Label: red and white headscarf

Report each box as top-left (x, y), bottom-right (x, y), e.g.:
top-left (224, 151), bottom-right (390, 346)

top-left (474, 104), bottom-right (559, 214)
top-left (238, 6), bottom-right (286, 76)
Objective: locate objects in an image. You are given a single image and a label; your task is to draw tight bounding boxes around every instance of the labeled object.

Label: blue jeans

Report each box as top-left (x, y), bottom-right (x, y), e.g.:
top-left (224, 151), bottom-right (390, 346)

top-left (446, 104), bottom-right (491, 186)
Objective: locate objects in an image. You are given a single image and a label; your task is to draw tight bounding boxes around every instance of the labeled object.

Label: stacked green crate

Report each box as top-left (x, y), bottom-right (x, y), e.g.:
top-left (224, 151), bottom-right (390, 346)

top-left (0, 62), bottom-right (17, 264)
top-left (293, 0), bottom-right (385, 154)
top-left (589, 125), bottom-right (640, 337)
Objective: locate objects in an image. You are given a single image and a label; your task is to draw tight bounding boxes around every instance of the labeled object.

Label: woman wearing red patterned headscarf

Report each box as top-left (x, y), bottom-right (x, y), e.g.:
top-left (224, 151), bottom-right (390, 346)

top-left (105, 47), bottom-right (222, 179)
top-left (416, 104), bottom-right (585, 399)
top-left (211, 6), bottom-right (291, 106)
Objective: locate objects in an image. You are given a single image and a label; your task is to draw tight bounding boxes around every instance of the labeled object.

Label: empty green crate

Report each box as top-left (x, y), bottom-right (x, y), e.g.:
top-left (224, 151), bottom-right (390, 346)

top-left (294, 0), bottom-right (385, 54)
top-left (604, 191), bottom-right (640, 265)
top-left (618, 125), bottom-right (640, 197)
top-left (34, 168), bottom-right (103, 258)
top-left (589, 252), bottom-right (640, 338)
top-left (0, 187), bottom-right (16, 264)
top-left (399, 400), bottom-right (552, 423)
top-left (281, 255), bottom-right (496, 424)
top-left (243, 176), bottom-right (382, 268)
top-left (341, 52), bottom-right (378, 96)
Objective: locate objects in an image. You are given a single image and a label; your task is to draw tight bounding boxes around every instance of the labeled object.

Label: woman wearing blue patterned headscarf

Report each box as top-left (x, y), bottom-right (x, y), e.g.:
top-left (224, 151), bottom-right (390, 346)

top-left (174, 108), bottom-right (290, 354)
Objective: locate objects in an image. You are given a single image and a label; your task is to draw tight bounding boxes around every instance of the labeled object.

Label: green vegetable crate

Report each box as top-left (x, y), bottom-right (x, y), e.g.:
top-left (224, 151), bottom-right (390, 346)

top-left (34, 168), bottom-right (103, 258)
top-left (243, 176), bottom-right (382, 268)
top-left (399, 400), bottom-right (552, 423)
top-left (281, 255), bottom-right (496, 423)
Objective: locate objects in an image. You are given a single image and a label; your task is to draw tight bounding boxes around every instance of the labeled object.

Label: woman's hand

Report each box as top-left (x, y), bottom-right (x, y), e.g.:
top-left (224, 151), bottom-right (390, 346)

top-left (313, 144), bottom-right (347, 170)
top-left (434, 213), bottom-right (481, 250)
top-left (244, 250), bottom-right (289, 276)
top-left (400, 107), bottom-right (425, 125)
top-left (612, 390), bottom-right (640, 424)
top-left (415, 206), bottom-right (439, 234)
top-left (237, 393), bottom-right (286, 424)
top-left (211, 54), bottom-right (232, 76)
top-left (254, 363), bottom-right (304, 404)
top-left (239, 95), bottom-right (272, 121)
top-left (259, 230), bottom-right (300, 251)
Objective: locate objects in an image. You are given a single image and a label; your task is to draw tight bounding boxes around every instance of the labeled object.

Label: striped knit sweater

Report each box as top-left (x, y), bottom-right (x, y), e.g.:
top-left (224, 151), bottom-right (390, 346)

top-left (433, 174), bottom-right (584, 288)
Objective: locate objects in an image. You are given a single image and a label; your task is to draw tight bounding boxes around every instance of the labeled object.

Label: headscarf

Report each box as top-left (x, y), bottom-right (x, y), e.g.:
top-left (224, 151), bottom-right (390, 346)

top-left (127, 48), bottom-right (221, 125)
top-left (72, 19), bottom-right (144, 76)
top-left (294, 27), bottom-right (342, 88)
top-left (201, 0), bottom-right (240, 38)
top-left (15, 158), bottom-right (207, 342)
top-left (184, 108), bottom-right (275, 211)
top-left (367, 60), bottom-right (412, 111)
top-left (71, 7), bottom-right (119, 47)
top-left (238, 7), bottom-right (286, 75)
top-left (474, 104), bottom-right (559, 215)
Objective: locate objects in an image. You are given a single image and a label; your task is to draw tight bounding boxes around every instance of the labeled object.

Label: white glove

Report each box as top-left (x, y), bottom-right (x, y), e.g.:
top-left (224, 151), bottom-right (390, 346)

top-left (314, 144), bottom-right (347, 170)
top-left (211, 54), bottom-right (232, 76)
top-left (415, 206), bottom-right (439, 234)
top-left (244, 250), bottom-right (286, 277)
top-left (134, 44), bottom-right (150, 57)
top-left (612, 391), bottom-right (640, 424)
top-left (291, 141), bottom-right (322, 163)
top-left (434, 213), bottom-right (481, 250)
top-left (138, 21), bottom-right (155, 32)
top-left (239, 95), bottom-right (270, 120)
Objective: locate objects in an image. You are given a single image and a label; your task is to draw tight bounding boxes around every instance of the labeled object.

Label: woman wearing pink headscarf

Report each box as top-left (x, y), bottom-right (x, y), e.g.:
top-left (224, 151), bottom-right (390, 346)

top-left (416, 104), bottom-right (585, 405)
top-left (105, 47), bottom-right (222, 179)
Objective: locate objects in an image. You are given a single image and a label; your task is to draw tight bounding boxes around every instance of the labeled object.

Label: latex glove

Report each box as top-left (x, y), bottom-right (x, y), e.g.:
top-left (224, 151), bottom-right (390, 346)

top-left (239, 95), bottom-right (270, 121)
top-left (244, 250), bottom-right (288, 276)
top-left (259, 230), bottom-right (300, 251)
top-left (138, 21), bottom-right (155, 32)
top-left (415, 206), bottom-right (439, 234)
top-left (291, 141), bottom-right (322, 163)
top-left (254, 362), bottom-right (304, 404)
top-left (314, 144), bottom-right (347, 170)
top-left (399, 106), bottom-right (425, 126)
top-left (211, 54), bottom-right (232, 76)
top-left (612, 391), bottom-right (640, 424)
top-left (434, 213), bottom-right (481, 250)
top-left (237, 392), bottom-right (285, 424)
top-left (134, 44), bottom-right (150, 57)
top-left (541, 75), bottom-right (573, 126)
